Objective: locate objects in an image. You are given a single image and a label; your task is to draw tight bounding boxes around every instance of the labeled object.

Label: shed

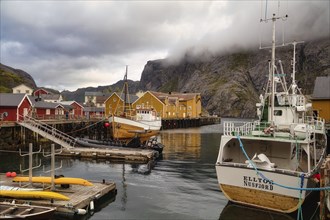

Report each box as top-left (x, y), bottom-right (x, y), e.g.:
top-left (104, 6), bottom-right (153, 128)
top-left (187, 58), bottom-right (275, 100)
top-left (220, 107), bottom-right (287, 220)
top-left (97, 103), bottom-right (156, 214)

top-left (0, 93), bottom-right (32, 121)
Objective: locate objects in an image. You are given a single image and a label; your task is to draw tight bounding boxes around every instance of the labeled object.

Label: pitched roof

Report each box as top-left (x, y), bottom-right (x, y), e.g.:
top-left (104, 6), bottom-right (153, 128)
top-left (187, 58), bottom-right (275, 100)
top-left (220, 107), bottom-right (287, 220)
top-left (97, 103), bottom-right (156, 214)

top-left (105, 92), bottom-right (138, 104)
top-left (59, 101), bottom-right (84, 108)
top-left (0, 93), bottom-right (28, 107)
top-left (312, 76), bottom-right (330, 99)
top-left (34, 102), bottom-right (63, 109)
top-left (40, 94), bottom-right (61, 100)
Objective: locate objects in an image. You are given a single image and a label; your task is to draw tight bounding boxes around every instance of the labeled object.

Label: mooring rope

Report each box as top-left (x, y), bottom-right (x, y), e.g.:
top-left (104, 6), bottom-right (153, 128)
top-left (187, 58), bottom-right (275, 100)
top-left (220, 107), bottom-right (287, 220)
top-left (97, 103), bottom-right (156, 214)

top-left (236, 135), bottom-right (330, 191)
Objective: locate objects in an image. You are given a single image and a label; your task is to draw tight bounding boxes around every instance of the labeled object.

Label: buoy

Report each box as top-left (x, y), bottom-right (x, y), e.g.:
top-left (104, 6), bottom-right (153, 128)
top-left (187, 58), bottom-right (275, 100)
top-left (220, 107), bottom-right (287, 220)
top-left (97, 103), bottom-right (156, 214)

top-left (104, 122), bottom-right (110, 127)
top-left (75, 209), bottom-right (87, 215)
top-left (89, 200), bottom-right (95, 215)
top-left (6, 172), bottom-right (11, 177)
top-left (10, 172), bottom-right (17, 177)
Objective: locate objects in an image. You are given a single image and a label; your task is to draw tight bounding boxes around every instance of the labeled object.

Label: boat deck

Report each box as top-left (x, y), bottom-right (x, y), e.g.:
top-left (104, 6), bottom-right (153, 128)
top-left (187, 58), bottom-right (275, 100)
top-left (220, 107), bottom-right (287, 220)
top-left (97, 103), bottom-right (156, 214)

top-left (0, 174), bottom-right (116, 218)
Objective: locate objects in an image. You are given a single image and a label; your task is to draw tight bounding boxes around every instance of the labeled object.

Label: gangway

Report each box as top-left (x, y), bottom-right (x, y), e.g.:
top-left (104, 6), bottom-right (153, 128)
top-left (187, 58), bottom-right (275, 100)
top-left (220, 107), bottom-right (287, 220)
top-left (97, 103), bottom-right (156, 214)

top-left (17, 115), bottom-right (76, 149)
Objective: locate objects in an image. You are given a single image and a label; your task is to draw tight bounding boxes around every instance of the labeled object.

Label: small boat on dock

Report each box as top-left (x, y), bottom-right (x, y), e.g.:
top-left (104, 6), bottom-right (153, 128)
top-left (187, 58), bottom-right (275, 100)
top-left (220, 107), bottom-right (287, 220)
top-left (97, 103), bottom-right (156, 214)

top-left (12, 176), bottom-right (93, 186)
top-left (0, 202), bottom-right (55, 220)
top-left (215, 12), bottom-right (328, 213)
top-left (0, 189), bottom-right (69, 201)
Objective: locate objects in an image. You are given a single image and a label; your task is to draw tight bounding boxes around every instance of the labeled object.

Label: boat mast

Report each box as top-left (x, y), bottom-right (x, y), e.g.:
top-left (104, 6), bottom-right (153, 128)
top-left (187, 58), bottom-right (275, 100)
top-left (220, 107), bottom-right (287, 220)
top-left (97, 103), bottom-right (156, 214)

top-left (123, 65), bottom-right (128, 114)
top-left (270, 14), bottom-right (276, 125)
top-left (260, 13), bottom-right (288, 125)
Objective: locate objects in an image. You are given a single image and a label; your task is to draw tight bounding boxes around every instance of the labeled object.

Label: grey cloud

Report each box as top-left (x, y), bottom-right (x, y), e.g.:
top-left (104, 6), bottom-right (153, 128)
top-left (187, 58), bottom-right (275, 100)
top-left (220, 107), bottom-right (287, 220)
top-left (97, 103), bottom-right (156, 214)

top-left (1, 1), bottom-right (328, 91)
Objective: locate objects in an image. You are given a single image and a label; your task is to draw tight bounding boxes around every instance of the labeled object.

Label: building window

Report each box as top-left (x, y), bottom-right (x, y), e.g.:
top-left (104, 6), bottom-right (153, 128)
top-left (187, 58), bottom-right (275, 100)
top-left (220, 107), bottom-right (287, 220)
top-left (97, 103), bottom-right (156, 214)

top-left (46, 109), bottom-right (50, 115)
top-left (26, 90), bottom-right (30, 94)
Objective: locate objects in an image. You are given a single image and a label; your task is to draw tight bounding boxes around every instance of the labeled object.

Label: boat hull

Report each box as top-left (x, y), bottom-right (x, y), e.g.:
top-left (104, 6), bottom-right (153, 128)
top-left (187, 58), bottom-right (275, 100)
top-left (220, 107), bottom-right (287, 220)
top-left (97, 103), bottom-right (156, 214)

top-left (109, 116), bottom-right (161, 140)
top-left (216, 164), bottom-right (310, 213)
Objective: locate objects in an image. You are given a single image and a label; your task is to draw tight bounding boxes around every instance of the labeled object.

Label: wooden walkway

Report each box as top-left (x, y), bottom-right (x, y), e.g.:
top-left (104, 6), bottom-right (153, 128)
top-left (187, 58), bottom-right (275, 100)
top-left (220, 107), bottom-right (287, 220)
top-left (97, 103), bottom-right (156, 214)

top-left (60, 146), bottom-right (159, 162)
top-left (0, 174), bottom-right (116, 218)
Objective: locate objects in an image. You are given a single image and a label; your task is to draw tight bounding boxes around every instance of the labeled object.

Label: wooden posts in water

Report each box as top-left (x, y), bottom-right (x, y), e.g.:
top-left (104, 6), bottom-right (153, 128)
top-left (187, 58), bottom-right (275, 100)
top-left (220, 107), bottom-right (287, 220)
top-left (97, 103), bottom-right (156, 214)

top-left (320, 155), bottom-right (330, 220)
top-left (162, 117), bottom-right (220, 129)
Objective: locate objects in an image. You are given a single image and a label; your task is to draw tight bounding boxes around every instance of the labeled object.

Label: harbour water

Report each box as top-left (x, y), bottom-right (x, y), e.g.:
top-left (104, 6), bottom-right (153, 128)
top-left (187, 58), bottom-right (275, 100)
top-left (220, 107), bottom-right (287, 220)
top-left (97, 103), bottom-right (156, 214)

top-left (0, 120), bottom-right (320, 220)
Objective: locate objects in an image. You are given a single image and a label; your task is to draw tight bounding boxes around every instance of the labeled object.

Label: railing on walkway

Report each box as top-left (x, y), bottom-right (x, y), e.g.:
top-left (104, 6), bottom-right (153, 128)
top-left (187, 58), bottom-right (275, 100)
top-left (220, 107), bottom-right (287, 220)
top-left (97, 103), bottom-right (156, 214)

top-left (17, 115), bottom-right (76, 149)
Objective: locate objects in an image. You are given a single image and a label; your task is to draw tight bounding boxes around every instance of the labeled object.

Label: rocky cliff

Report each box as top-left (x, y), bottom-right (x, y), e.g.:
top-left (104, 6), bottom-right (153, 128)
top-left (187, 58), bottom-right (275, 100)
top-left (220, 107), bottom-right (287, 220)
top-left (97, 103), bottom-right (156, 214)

top-left (0, 63), bottom-right (37, 93)
top-left (139, 38), bottom-right (330, 118)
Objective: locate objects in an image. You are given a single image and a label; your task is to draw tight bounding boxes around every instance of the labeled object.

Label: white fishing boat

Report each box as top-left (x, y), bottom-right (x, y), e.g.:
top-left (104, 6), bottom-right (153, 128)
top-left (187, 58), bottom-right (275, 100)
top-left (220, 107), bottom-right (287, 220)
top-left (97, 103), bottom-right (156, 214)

top-left (109, 66), bottom-right (162, 141)
top-left (215, 13), bottom-right (328, 213)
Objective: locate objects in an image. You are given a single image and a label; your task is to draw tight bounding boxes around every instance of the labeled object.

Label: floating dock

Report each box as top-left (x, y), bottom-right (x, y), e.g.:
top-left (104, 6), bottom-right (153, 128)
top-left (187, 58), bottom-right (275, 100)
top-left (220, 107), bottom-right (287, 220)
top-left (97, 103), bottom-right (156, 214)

top-left (60, 146), bottom-right (159, 162)
top-left (0, 174), bottom-right (116, 219)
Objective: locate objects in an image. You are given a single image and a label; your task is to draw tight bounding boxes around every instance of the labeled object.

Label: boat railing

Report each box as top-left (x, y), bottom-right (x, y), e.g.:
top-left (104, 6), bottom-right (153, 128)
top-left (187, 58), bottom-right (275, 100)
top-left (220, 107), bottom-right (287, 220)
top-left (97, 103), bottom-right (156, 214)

top-left (223, 121), bottom-right (256, 136)
top-left (305, 116), bottom-right (325, 131)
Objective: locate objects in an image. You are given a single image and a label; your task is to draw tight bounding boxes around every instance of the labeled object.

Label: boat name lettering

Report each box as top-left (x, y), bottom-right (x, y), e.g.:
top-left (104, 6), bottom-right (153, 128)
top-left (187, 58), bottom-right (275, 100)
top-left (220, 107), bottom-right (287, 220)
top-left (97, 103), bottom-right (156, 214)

top-left (243, 176), bottom-right (273, 191)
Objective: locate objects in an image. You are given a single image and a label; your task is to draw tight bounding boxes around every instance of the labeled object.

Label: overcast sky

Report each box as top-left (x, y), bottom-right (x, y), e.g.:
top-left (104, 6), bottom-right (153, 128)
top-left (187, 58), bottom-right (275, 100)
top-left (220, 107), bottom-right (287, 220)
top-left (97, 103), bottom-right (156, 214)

top-left (1, 1), bottom-right (329, 92)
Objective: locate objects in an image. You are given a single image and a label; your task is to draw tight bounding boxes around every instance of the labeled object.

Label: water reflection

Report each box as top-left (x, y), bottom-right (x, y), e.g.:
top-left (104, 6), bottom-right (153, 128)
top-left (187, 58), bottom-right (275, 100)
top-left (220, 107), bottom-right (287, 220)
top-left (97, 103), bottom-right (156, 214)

top-left (2, 124), bottom-right (319, 220)
top-left (219, 202), bottom-right (295, 220)
top-left (160, 131), bottom-right (201, 160)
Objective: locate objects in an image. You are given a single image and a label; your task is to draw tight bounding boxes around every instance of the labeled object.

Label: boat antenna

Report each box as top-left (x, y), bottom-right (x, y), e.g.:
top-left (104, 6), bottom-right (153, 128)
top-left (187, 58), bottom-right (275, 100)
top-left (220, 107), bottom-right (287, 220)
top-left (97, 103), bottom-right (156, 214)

top-left (289, 40), bottom-right (304, 95)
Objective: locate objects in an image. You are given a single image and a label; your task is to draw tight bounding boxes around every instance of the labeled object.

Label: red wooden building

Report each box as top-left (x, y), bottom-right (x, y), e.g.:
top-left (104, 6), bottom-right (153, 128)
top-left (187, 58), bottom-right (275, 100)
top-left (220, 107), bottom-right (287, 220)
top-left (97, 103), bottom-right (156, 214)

top-left (0, 93), bottom-right (32, 121)
top-left (60, 101), bottom-right (84, 118)
top-left (33, 88), bottom-right (49, 96)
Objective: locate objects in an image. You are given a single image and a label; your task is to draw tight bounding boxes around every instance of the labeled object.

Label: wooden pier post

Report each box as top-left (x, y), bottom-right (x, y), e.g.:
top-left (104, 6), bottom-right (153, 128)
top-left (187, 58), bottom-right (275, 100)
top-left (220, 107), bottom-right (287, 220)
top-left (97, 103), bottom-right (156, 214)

top-left (320, 155), bottom-right (330, 220)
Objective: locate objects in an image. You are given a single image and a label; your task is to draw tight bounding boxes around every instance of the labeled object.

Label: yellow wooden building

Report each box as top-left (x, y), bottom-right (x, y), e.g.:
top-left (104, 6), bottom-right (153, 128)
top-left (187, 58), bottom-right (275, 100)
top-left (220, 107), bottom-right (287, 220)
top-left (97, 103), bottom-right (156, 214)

top-left (132, 91), bottom-right (202, 119)
top-left (312, 76), bottom-right (330, 123)
top-left (104, 92), bottom-right (138, 117)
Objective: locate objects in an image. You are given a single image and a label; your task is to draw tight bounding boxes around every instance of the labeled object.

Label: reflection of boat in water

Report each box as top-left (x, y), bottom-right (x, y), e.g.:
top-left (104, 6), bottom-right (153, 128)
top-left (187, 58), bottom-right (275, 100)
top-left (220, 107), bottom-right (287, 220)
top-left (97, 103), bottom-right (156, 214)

top-left (219, 202), bottom-right (294, 220)
top-left (0, 202), bottom-right (55, 220)
top-left (220, 192), bottom-right (320, 220)
top-left (215, 12), bottom-right (327, 213)
top-left (109, 66), bottom-right (162, 141)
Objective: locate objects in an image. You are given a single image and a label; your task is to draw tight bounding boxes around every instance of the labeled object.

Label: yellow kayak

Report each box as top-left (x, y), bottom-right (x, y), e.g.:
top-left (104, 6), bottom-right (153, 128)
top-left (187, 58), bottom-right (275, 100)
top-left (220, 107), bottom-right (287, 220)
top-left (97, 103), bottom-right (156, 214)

top-left (0, 190), bottom-right (70, 201)
top-left (13, 176), bottom-right (93, 186)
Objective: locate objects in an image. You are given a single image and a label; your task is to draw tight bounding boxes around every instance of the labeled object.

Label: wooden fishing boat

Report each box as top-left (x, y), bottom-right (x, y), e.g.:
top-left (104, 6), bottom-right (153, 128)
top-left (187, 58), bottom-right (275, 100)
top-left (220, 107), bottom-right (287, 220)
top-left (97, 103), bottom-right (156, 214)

top-left (12, 176), bottom-right (93, 186)
top-left (215, 12), bottom-right (327, 213)
top-left (0, 202), bottom-right (55, 219)
top-left (109, 66), bottom-right (161, 141)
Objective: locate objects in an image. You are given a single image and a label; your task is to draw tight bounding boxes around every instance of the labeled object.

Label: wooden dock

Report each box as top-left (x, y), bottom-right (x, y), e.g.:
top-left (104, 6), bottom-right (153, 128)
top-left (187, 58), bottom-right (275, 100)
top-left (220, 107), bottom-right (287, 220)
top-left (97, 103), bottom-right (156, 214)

top-left (0, 174), bottom-right (116, 218)
top-left (60, 146), bottom-right (159, 163)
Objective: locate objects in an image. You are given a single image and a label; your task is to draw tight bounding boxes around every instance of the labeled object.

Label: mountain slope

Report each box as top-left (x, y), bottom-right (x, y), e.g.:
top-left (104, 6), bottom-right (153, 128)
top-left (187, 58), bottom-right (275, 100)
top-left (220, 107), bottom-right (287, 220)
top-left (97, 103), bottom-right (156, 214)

top-left (0, 63), bottom-right (37, 93)
top-left (139, 38), bottom-right (330, 118)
